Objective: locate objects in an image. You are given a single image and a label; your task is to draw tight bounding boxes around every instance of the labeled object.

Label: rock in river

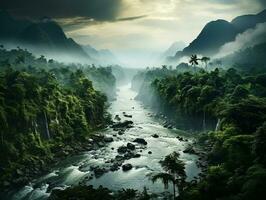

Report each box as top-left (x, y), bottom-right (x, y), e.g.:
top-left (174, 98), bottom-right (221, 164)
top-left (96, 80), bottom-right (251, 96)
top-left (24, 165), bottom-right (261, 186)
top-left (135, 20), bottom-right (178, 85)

top-left (183, 145), bottom-right (196, 154)
top-left (122, 164), bottom-right (133, 171)
top-left (152, 134), bottom-right (159, 138)
top-left (133, 138), bottom-right (147, 145)
top-left (118, 130), bottom-right (125, 135)
top-left (127, 143), bottom-right (135, 150)
top-left (112, 120), bottom-right (133, 129)
top-left (104, 137), bottom-right (114, 143)
top-left (117, 146), bottom-right (128, 154)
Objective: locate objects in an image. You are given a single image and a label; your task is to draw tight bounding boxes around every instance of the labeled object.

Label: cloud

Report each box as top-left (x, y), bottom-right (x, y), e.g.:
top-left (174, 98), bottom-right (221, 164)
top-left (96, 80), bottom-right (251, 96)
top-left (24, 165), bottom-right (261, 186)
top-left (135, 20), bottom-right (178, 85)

top-left (0, 0), bottom-right (123, 21)
top-left (57, 15), bottom-right (148, 32)
top-left (117, 15), bottom-right (148, 21)
top-left (1, 0), bottom-right (264, 68)
top-left (216, 22), bottom-right (266, 58)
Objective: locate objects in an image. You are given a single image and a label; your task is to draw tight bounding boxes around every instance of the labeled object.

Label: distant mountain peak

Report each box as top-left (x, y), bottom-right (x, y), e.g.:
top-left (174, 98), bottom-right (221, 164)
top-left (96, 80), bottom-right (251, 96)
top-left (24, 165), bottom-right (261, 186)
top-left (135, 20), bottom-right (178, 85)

top-left (171, 9), bottom-right (266, 61)
top-left (0, 11), bottom-right (92, 63)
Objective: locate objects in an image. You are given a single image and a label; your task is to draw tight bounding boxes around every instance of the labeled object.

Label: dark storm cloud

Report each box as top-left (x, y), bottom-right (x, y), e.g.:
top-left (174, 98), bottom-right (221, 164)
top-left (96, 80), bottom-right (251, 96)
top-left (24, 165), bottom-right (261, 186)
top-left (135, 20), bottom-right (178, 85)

top-left (0, 0), bottom-right (123, 21)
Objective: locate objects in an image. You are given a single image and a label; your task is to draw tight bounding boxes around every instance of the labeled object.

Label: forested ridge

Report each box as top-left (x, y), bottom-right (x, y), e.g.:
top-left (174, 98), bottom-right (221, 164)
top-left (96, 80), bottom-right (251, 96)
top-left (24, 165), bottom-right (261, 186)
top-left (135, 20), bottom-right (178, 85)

top-left (0, 47), bottom-right (114, 189)
top-left (132, 66), bottom-right (266, 199)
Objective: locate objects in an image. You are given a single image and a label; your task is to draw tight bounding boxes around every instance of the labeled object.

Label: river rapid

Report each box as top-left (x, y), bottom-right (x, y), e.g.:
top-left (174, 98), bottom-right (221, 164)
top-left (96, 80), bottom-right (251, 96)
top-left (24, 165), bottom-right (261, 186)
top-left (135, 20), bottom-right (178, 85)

top-left (5, 84), bottom-right (200, 200)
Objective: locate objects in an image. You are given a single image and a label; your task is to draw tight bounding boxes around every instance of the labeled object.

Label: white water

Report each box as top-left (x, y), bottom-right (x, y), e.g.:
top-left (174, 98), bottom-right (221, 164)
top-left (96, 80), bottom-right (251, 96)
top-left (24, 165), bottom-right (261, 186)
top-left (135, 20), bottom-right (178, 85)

top-left (5, 84), bottom-right (200, 200)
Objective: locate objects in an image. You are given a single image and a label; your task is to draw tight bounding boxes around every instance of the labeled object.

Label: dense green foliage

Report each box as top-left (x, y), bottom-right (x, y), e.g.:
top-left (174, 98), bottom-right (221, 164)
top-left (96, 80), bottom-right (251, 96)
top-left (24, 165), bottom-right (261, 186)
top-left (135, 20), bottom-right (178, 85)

top-left (0, 46), bottom-right (116, 100)
top-left (132, 66), bottom-right (266, 199)
top-left (134, 67), bottom-right (266, 130)
top-left (0, 47), bottom-right (113, 187)
top-left (131, 64), bottom-right (196, 92)
top-left (49, 186), bottom-right (153, 200)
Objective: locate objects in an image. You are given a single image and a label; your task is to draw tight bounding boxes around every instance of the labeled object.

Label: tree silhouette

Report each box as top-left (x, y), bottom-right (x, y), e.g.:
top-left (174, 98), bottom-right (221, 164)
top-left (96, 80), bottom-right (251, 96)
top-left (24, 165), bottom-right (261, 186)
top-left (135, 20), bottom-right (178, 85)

top-left (149, 152), bottom-right (186, 199)
top-left (201, 56), bottom-right (211, 70)
top-left (189, 55), bottom-right (199, 71)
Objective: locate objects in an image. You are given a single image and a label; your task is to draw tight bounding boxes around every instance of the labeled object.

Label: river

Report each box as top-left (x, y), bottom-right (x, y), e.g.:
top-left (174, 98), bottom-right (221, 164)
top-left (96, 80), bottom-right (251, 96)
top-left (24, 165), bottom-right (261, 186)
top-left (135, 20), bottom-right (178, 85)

top-left (5, 84), bottom-right (200, 200)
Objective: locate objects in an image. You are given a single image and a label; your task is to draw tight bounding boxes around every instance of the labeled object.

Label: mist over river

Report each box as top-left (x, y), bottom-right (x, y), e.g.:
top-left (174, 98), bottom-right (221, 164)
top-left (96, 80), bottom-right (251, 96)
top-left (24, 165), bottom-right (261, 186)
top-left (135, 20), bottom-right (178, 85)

top-left (4, 84), bottom-right (200, 200)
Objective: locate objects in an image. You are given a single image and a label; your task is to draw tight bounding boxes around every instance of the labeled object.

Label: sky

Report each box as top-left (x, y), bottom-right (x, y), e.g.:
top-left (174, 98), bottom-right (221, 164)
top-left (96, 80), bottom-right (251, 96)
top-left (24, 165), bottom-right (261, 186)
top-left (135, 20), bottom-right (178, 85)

top-left (1, 0), bottom-right (266, 67)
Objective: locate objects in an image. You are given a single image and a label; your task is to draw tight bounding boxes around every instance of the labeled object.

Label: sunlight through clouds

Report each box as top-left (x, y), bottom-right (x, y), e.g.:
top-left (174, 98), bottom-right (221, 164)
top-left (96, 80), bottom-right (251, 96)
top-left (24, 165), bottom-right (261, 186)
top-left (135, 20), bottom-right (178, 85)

top-left (62, 0), bottom-right (265, 67)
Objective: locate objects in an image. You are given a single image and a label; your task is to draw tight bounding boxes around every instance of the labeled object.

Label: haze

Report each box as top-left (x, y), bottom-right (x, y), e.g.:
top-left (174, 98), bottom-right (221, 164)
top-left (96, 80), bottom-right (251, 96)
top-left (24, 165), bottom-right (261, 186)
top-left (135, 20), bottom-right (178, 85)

top-left (1, 0), bottom-right (266, 67)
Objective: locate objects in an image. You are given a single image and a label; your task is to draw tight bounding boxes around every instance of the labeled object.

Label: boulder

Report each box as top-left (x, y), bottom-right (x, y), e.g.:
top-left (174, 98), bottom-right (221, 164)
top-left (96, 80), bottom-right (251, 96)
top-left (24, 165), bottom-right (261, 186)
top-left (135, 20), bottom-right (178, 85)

top-left (104, 137), bottom-right (114, 143)
top-left (122, 164), bottom-right (133, 171)
top-left (118, 130), bottom-right (125, 135)
top-left (133, 138), bottom-right (147, 145)
top-left (115, 155), bottom-right (124, 162)
top-left (133, 153), bottom-right (141, 158)
top-left (152, 134), bottom-right (159, 138)
top-left (148, 151), bottom-right (152, 154)
top-left (112, 120), bottom-right (133, 129)
top-left (117, 146), bottom-right (128, 154)
top-left (183, 145), bottom-right (196, 154)
top-left (93, 167), bottom-right (107, 178)
top-left (114, 115), bottom-right (121, 121)
top-left (124, 152), bottom-right (135, 159)
top-left (127, 143), bottom-right (135, 150)
top-left (110, 163), bottom-right (120, 171)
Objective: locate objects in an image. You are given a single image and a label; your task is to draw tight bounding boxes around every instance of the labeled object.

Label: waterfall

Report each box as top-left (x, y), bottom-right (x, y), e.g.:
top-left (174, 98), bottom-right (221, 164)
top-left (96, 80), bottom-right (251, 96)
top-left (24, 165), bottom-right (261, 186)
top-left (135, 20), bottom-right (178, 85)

top-left (215, 118), bottom-right (221, 131)
top-left (44, 111), bottom-right (50, 139)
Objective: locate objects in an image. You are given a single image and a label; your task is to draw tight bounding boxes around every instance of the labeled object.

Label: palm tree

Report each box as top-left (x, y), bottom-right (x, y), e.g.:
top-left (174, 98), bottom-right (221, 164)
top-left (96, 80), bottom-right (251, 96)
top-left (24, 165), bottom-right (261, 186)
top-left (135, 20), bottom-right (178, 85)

top-left (149, 152), bottom-right (186, 199)
top-left (201, 56), bottom-right (210, 70)
top-left (189, 55), bottom-right (199, 71)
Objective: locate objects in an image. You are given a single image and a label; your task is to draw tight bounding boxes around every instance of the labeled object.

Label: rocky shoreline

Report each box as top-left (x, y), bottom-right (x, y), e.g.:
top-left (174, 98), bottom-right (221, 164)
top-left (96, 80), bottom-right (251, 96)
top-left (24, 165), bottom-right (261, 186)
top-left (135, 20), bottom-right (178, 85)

top-left (0, 131), bottom-right (113, 192)
top-left (1, 110), bottom-right (208, 197)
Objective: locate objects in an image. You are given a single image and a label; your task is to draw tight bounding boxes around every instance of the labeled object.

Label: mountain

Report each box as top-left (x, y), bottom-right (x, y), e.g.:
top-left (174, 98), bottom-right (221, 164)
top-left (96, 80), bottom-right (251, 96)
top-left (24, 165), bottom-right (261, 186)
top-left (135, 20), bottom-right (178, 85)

top-left (82, 44), bottom-right (99, 58)
top-left (181, 20), bottom-right (238, 56)
top-left (172, 9), bottom-right (266, 61)
top-left (232, 9), bottom-right (266, 32)
top-left (0, 11), bottom-right (91, 62)
top-left (82, 45), bottom-right (120, 65)
top-left (162, 41), bottom-right (186, 58)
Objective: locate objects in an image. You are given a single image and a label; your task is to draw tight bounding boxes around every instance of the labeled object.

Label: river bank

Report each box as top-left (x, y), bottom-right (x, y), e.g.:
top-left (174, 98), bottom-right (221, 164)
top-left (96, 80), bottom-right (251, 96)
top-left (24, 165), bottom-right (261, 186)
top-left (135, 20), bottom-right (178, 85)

top-left (2, 84), bottom-right (202, 200)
